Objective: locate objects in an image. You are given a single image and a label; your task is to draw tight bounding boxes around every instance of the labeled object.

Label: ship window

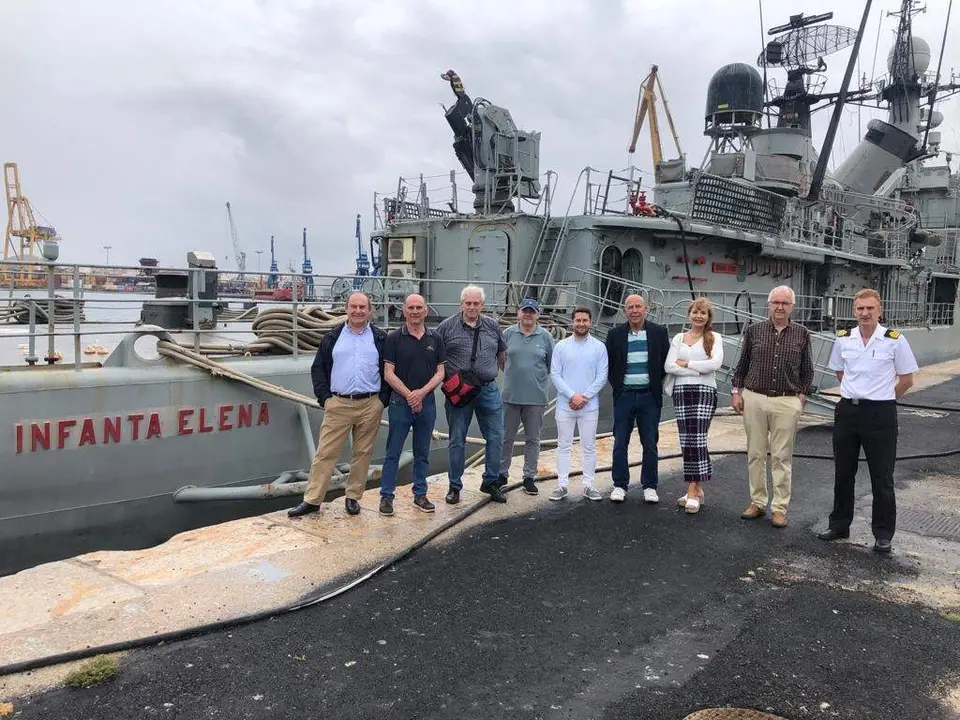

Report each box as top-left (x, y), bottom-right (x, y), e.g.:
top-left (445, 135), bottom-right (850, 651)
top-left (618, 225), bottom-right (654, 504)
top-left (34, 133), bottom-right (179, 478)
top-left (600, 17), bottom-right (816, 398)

top-left (599, 245), bottom-right (623, 316)
top-left (622, 248), bottom-right (643, 285)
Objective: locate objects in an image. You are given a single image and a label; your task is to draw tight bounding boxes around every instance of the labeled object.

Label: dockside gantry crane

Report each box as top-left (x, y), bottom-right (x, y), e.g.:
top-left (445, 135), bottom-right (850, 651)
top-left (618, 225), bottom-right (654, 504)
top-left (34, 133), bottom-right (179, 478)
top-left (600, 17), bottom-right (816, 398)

top-left (225, 201), bottom-right (246, 285)
top-left (3, 162), bottom-right (58, 286)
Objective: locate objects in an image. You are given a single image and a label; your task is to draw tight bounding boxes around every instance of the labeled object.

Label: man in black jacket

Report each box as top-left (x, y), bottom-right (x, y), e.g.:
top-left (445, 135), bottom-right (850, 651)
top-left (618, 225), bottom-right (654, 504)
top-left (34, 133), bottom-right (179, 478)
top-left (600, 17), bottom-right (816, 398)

top-left (288, 292), bottom-right (390, 518)
top-left (605, 294), bottom-right (670, 503)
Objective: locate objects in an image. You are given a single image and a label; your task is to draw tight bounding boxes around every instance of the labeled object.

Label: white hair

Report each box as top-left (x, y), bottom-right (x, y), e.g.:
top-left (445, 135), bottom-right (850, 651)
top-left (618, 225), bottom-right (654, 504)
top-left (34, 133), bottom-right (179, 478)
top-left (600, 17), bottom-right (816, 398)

top-left (767, 285), bottom-right (796, 303)
top-left (460, 285), bottom-right (486, 302)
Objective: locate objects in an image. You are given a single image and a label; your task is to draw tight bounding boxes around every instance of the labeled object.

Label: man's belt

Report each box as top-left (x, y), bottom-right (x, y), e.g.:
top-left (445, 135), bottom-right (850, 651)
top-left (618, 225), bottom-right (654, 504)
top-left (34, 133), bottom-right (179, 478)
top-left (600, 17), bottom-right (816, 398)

top-left (332, 391), bottom-right (378, 400)
top-left (840, 398), bottom-right (895, 405)
top-left (751, 389), bottom-right (798, 397)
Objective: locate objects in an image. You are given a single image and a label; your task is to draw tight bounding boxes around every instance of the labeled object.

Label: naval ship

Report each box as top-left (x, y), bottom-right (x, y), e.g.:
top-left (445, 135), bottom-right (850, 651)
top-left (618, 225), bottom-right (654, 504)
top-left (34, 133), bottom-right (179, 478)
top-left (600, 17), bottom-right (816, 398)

top-left (1, 0), bottom-right (957, 576)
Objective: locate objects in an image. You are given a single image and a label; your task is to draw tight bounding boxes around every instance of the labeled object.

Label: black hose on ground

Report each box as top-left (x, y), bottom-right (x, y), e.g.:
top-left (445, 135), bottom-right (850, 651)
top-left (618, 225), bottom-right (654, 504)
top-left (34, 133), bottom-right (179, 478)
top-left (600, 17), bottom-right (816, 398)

top-left (2, 419), bottom-right (960, 677)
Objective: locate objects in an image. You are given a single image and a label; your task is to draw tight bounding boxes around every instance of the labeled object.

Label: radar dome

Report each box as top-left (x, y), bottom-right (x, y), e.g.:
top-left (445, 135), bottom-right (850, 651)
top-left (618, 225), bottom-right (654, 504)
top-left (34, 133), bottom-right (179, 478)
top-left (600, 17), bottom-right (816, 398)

top-left (705, 63), bottom-right (765, 122)
top-left (886, 37), bottom-right (931, 75)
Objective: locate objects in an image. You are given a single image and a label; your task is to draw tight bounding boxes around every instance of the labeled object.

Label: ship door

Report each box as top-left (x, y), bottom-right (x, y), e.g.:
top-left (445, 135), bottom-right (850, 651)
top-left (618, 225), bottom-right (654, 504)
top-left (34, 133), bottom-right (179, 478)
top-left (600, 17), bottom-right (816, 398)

top-left (468, 229), bottom-right (509, 311)
top-left (930, 276), bottom-right (957, 325)
top-left (622, 248), bottom-right (643, 286)
top-left (599, 245), bottom-right (623, 316)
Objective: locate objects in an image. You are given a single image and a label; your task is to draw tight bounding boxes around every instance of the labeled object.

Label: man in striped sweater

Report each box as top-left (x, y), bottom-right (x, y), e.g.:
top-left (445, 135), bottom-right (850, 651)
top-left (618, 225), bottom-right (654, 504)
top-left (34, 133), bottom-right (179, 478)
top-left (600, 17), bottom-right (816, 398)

top-left (605, 294), bottom-right (670, 503)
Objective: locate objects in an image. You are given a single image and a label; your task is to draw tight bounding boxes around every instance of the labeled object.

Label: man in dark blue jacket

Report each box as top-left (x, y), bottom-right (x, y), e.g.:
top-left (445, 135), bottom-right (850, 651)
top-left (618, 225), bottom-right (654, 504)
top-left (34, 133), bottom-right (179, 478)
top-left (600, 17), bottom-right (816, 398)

top-left (288, 292), bottom-right (390, 518)
top-left (605, 294), bottom-right (670, 504)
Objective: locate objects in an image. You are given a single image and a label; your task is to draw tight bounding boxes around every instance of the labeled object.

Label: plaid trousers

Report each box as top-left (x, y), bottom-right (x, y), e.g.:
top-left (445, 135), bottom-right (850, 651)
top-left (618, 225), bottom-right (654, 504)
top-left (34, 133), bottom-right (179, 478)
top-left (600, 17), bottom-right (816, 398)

top-left (672, 384), bottom-right (718, 483)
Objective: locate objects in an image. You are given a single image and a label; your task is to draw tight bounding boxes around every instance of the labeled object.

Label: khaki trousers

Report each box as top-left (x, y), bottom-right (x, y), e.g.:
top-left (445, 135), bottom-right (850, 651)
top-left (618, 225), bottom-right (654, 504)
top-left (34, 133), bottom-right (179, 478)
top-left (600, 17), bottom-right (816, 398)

top-left (304, 395), bottom-right (384, 505)
top-left (741, 389), bottom-right (803, 514)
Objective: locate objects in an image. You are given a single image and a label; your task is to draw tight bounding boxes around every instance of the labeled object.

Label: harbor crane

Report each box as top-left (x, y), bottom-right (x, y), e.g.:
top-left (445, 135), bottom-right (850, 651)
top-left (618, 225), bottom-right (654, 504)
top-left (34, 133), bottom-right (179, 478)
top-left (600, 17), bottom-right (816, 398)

top-left (301, 227), bottom-right (315, 299)
top-left (628, 65), bottom-right (684, 173)
top-left (225, 201), bottom-right (246, 284)
top-left (3, 162), bottom-right (58, 286)
top-left (266, 235), bottom-right (279, 289)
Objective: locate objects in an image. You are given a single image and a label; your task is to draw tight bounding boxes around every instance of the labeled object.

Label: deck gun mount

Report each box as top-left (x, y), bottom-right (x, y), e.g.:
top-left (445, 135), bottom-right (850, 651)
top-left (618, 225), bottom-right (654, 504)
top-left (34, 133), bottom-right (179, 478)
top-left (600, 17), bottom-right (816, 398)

top-left (441, 70), bottom-right (541, 214)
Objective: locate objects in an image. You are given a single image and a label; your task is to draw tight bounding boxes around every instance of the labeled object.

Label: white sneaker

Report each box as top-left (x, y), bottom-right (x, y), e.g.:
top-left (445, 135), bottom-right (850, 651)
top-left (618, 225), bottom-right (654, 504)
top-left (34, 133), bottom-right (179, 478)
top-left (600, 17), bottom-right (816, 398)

top-left (643, 488), bottom-right (660, 503)
top-left (610, 487), bottom-right (626, 503)
top-left (582, 486), bottom-right (602, 501)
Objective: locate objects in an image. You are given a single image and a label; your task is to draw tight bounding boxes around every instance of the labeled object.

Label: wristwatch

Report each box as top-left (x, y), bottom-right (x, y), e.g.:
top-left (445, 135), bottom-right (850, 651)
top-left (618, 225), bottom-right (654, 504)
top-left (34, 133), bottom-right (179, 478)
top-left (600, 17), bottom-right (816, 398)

top-left (730, 388), bottom-right (740, 394)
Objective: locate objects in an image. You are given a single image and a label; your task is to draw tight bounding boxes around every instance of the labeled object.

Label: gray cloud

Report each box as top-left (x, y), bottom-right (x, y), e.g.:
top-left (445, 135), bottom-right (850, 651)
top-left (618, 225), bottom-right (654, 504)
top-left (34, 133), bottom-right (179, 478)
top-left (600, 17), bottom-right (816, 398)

top-left (1, 0), bottom-right (957, 278)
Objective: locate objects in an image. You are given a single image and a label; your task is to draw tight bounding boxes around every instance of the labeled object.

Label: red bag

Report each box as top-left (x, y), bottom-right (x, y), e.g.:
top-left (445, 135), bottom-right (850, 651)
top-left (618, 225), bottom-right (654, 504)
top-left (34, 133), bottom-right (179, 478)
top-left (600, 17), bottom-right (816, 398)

top-left (441, 324), bottom-right (484, 407)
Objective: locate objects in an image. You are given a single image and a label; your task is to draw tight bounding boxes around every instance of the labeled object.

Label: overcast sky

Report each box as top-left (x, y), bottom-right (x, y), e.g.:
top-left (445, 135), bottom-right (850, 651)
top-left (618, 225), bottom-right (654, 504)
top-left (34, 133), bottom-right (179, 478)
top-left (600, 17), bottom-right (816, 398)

top-left (2, 0), bottom-right (957, 275)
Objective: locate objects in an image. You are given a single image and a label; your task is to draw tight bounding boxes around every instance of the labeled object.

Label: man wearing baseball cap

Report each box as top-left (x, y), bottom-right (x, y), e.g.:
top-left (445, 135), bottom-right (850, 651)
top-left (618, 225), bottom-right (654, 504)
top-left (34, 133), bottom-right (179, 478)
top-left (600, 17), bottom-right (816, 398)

top-left (498, 298), bottom-right (555, 495)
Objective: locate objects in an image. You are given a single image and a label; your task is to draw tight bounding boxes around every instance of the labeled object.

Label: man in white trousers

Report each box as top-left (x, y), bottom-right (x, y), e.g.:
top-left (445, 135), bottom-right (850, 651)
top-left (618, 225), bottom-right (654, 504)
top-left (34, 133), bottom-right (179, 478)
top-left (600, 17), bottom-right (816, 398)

top-left (549, 306), bottom-right (609, 501)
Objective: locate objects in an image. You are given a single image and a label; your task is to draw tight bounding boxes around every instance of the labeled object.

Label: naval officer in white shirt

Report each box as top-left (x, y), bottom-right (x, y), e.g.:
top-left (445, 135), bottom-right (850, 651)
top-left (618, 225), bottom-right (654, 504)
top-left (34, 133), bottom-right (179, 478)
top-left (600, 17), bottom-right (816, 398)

top-left (818, 288), bottom-right (919, 554)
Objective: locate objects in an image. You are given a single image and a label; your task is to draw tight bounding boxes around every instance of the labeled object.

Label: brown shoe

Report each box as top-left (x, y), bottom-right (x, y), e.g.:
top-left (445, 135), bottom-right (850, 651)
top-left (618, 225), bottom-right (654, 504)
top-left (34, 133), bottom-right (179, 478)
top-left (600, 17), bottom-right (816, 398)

top-left (741, 503), bottom-right (766, 520)
top-left (771, 511), bottom-right (788, 528)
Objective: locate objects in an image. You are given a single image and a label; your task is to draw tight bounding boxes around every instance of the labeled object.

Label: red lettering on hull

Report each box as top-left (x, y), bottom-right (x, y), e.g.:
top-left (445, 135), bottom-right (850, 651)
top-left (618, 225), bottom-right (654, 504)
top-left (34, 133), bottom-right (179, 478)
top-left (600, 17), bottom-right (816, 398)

top-left (146, 413), bottom-right (162, 439)
top-left (237, 404), bottom-right (253, 428)
top-left (218, 404), bottom-right (233, 431)
top-left (178, 409), bottom-right (194, 435)
top-left (31, 422), bottom-right (51, 451)
top-left (15, 402), bottom-right (272, 453)
top-left (103, 416), bottom-right (122, 444)
top-left (57, 420), bottom-right (76, 450)
top-left (198, 408), bottom-right (214, 433)
top-left (79, 418), bottom-right (97, 446)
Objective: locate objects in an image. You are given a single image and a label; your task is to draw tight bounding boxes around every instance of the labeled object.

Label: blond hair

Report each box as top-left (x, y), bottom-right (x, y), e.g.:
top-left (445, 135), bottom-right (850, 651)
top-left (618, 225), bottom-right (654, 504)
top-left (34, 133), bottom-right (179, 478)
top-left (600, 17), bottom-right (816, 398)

top-left (853, 288), bottom-right (882, 304)
top-left (688, 297), bottom-right (716, 356)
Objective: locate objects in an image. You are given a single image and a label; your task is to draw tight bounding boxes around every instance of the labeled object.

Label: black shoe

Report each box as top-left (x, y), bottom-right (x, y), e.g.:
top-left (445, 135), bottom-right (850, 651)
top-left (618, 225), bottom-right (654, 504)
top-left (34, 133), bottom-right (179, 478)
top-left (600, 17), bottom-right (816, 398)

top-left (379, 497), bottom-right (394, 516)
top-left (413, 495), bottom-right (436, 513)
top-left (496, 473), bottom-right (509, 489)
top-left (345, 498), bottom-right (361, 515)
top-left (287, 501), bottom-right (320, 518)
top-left (445, 489), bottom-right (460, 505)
top-left (817, 528), bottom-right (850, 541)
top-left (874, 538), bottom-right (892, 553)
top-left (522, 477), bottom-right (538, 495)
top-left (480, 482), bottom-right (507, 503)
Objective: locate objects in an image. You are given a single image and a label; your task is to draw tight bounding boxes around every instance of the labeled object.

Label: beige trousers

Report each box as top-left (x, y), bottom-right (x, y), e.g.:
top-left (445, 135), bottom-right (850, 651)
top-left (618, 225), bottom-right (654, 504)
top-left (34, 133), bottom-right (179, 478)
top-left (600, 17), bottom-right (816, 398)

top-left (304, 395), bottom-right (384, 505)
top-left (741, 389), bottom-right (803, 514)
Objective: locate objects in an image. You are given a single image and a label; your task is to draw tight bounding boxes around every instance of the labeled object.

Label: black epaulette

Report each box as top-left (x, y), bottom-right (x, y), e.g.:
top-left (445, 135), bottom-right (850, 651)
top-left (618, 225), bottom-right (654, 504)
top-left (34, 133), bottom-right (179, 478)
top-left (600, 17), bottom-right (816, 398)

top-left (884, 328), bottom-right (901, 339)
top-left (836, 329), bottom-right (849, 337)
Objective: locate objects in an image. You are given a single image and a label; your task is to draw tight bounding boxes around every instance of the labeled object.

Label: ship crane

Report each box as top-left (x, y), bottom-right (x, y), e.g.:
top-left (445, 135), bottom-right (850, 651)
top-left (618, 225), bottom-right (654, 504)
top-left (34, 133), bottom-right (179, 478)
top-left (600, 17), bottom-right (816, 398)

top-left (301, 227), bottom-right (315, 299)
top-left (628, 65), bottom-right (684, 172)
top-left (3, 162), bottom-right (59, 286)
top-left (266, 235), bottom-right (279, 289)
top-left (225, 202), bottom-right (246, 286)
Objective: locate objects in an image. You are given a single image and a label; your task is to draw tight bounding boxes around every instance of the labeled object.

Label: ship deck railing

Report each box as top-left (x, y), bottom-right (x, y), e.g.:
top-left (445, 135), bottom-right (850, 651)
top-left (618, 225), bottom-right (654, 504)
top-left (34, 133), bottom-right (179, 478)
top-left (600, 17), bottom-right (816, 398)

top-left (1, 260), bottom-right (956, 374)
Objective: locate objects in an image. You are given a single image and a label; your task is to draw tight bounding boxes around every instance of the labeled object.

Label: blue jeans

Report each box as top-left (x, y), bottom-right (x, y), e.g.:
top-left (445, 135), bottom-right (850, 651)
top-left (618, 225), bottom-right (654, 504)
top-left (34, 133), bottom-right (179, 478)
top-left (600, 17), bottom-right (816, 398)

top-left (380, 393), bottom-right (437, 499)
top-left (445, 382), bottom-right (504, 490)
top-left (612, 389), bottom-right (662, 490)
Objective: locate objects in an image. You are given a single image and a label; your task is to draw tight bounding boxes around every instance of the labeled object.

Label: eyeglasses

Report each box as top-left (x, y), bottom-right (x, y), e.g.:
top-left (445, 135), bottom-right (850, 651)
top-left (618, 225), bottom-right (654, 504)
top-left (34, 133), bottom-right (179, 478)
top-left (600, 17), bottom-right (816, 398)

top-left (769, 301), bottom-right (793, 307)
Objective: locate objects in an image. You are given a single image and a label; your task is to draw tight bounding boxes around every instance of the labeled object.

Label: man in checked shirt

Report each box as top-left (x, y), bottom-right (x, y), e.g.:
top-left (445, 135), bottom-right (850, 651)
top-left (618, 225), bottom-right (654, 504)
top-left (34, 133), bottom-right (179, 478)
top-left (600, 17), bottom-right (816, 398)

top-left (730, 285), bottom-right (813, 528)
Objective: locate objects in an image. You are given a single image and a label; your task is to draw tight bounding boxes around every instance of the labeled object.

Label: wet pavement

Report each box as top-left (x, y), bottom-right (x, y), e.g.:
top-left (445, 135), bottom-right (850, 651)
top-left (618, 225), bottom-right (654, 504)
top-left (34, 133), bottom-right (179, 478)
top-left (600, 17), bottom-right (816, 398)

top-left (5, 380), bottom-right (960, 719)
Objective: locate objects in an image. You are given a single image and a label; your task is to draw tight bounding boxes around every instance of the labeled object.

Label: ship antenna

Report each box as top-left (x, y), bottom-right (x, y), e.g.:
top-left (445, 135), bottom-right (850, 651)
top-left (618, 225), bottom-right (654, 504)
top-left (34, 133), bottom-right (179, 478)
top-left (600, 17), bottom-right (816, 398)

top-left (758, 0), bottom-right (770, 128)
top-left (807, 0), bottom-right (874, 201)
top-left (920, 0), bottom-right (954, 153)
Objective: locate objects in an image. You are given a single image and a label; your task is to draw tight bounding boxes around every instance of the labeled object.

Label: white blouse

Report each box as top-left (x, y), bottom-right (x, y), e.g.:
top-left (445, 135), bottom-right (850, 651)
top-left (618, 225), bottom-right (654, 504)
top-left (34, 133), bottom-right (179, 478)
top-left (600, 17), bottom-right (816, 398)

top-left (664, 331), bottom-right (724, 388)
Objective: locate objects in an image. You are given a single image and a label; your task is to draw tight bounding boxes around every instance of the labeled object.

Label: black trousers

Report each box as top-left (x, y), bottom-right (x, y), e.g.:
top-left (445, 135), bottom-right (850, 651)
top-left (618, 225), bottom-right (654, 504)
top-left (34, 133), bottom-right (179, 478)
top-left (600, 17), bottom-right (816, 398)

top-left (829, 399), bottom-right (898, 540)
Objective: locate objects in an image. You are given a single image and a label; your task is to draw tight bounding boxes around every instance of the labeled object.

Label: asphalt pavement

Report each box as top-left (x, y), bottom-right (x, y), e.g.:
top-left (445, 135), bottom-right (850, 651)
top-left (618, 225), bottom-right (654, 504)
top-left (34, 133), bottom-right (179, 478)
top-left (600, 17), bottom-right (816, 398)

top-left (10, 381), bottom-right (960, 720)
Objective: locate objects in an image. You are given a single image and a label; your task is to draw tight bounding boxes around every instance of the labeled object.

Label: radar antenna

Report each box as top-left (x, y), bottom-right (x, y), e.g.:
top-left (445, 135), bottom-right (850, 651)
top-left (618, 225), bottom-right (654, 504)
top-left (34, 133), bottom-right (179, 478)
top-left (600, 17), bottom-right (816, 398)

top-left (758, 11), bottom-right (860, 132)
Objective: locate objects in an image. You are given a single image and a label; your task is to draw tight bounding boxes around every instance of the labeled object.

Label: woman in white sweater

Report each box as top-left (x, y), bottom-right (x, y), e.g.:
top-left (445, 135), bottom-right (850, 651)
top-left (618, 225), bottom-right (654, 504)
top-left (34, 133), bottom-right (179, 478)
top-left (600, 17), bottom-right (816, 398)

top-left (664, 297), bottom-right (723, 514)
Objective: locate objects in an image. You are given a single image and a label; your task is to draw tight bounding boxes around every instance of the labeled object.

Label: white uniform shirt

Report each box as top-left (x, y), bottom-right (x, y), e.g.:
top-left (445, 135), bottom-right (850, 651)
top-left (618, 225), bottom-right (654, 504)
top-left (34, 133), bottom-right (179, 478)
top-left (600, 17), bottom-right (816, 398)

top-left (827, 324), bottom-right (919, 401)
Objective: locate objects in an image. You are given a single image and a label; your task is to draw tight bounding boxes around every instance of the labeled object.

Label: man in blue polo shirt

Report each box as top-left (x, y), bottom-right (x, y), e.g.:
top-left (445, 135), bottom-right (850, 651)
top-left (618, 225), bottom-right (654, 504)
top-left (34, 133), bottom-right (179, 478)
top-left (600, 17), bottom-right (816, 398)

top-left (379, 293), bottom-right (446, 516)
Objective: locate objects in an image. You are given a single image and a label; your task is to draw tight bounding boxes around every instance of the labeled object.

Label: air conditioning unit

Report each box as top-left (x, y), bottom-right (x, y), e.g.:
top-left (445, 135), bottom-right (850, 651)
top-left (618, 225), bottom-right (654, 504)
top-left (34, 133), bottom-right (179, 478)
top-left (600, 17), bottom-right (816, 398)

top-left (387, 263), bottom-right (416, 279)
top-left (388, 237), bottom-right (416, 263)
